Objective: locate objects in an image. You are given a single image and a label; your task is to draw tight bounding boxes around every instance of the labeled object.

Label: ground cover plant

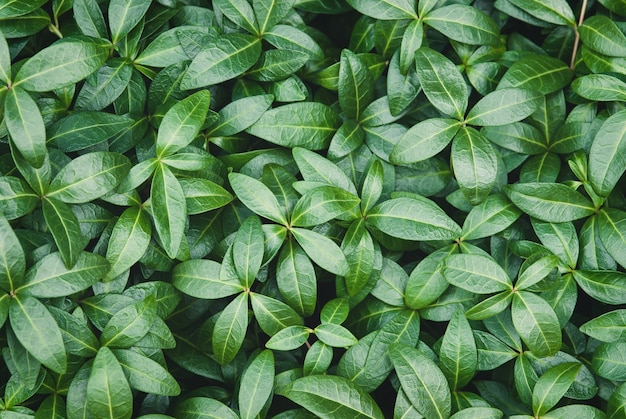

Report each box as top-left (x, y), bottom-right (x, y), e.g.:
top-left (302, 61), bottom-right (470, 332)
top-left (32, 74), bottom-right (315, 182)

top-left (0, 0), bottom-right (626, 417)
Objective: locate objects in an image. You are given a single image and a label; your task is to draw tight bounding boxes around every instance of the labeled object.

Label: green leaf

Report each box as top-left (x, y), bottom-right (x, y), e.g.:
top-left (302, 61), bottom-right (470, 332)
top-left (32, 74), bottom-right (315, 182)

top-left (360, 159), bottom-right (384, 215)
top-left (320, 298), bottom-right (350, 325)
top-left (247, 102), bottom-right (341, 150)
top-left (511, 291), bottom-right (561, 356)
top-left (291, 185), bottom-right (360, 227)
top-left (156, 90), bottom-right (210, 158)
top-left (254, 0), bottom-right (294, 34)
top-left (465, 291), bottom-right (513, 321)
top-left (108, 0), bottom-right (150, 44)
top-left (366, 196), bottom-right (462, 241)
top-left (390, 343), bottom-right (452, 419)
top-left (100, 295), bottom-right (156, 348)
top-left (466, 88), bottom-right (543, 127)
top-left (315, 323), bottom-right (357, 348)
top-left (4, 87), bottom-right (46, 168)
top-left (48, 111), bottom-right (133, 153)
top-left (278, 374), bottom-right (385, 419)
top-left (214, 0), bottom-right (258, 34)
top-left (263, 24), bottom-right (323, 60)
top-left (474, 330), bottom-right (517, 370)
top-left (179, 178), bottom-right (233, 215)
top-left (9, 295), bottom-right (66, 374)
top-left (571, 74), bottom-right (626, 102)
top-left (338, 49), bottom-right (375, 120)
top-left (112, 349), bottom-right (180, 396)
top-left (573, 270), bottom-right (626, 305)
top-left (344, 0), bottom-right (417, 20)
top-left (424, 4), bottom-right (500, 46)
top-left (507, 0), bottom-right (575, 25)
top-left (134, 27), bottom-right (190, 67)
top-left (293, 147), bottom-right (358, 195)
top-left (233, 215), bottom-right (264, 287)
top-left (75, 58), bottom-right (133, 111)
top-left (47, 152), bottom-right (130, 203)
top-left (265, 325), bottom-right (310, 350)
top-left (292, 227), bottom-right (350, 277)
top-left (461, 194), bottom-right (521, 240)
top-left (181, 34), bottom-right (261, 89)
top-left (18, 251), bottom-right (107, 298)
top-left (516, 254), bottom-right (559, 291)
top-left (0, 215), bottom-right (25, 292)
top-left (531, 218), bottom-right (578, 268)
top-left (545, 405), bottom-right (606, 419)
top-left (150, 163), bottom-right (186, 259)
top-left (0, 31), bottom-right (10, 83)
top-left (579, 15), bottom-right (626, 57)
top-left (598, 209), bottom-right (626, 269)
top-left (405, 247), bottom-right (455, 309)
top-left (239, 350), bottom-right (274, 419)
top-left (390, 118), bottom-right (460, 165)
top-left (229, 172), bottom-right (288, 225)
top-left (387, 50), bottom-right (420, 115)
top-left (608, 383), bottom-right (626, 419)
top-left (250, 292), bottom-right (303, 336)
top-left (42, 197), bottom-right (86, 269)
top-left (172, 397), bottom-right (238, 419)
top-left (212, 292), bottom-right (249, 365)
top-left (173, 259), bottom-right (244, 299)
top-left (415, 47), bottom-right (468, 120)
top-left (482, 123), bottom-right (547, 155)
top-left (14, 36), bottom-right (110, 92)
top-left (452, 127), bottom-right (499, 205)
top-left (399, 19), bottom-right (424, 73)
top-left (580, 310), bottom-right (626, 343)
top-left (532, 362), bottom-right (581, 416)
top-left (497, 54), bottom-right (572, 94)
top-left (73, 0), bottom-right (107, 38)
top-left (47, 305), bottom-right (99, 357)
top-left (592, 342), bottom-right (626, 381)
top-left (104, 207), bottom-right (151, 281)
top-left (87, 347), bottom-right (133, 419)
top-left (0, 0), bottom-right (47, 18)
top-left (276, 240), bottom-right (317, 317)
top-left (443, 253), bottom-right (512, 294)
top-left (440, 310), bottom-right (478, 390)
top-left (504, 183), bottom-right (595, 223)
top-left (588, 109), bottom-right (626, 197)
top-left (208, 94), bottom-right (273, 136)
top-left (342, 220), bottom-right (375, 296)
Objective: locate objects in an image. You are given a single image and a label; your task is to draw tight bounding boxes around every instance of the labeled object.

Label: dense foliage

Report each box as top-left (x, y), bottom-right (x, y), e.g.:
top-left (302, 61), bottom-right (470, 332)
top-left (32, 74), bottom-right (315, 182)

top-left (1, 0), bottom-right (626, 417)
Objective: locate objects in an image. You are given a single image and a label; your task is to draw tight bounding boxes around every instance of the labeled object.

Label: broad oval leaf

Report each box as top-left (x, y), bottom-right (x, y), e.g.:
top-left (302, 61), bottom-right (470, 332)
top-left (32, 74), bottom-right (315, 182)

top-left (466, 88), bottom-right (543, 127)
top-left (47, 151), bottom-right (131, 203)
top-left (239, 350), bottom-right (275, 419)
top-left (507, 0), bottom-right (576, 26)
top-left (173, 397), bottom-right (238, 419)
top-left (48, 111), bottom-right (133, 153)
top-left (172, 259), bottom-right (244, 299)
top-left (250, 292), bottom-right (303, 336)
top-left (443, 253), bottom-right (512, 294)
top-left (497, 54), bottom-right (572, 94)
top-left (532, 362), bottom-right (581, 416)
top-left (87, 346), bottom-right (133, 419)
top-left (14, 35), bottom-right (110, 92)
top-left (598, 209), bottom-right (626, 270)
top-left (505, 183), bottom-right (595, 223)
top-left (208, 94), bottom-right (274, 137)
top-left (247, 102), bottom-right (341, 150)
top-left (579, 15), bottom-right (626, 57)
top-left (588, 109), bottom-right (626, 197)
top-left (229, 172), bottom-right (288, 225)
top-left (512, 291), bottom-right (562, 357)
top-left (9, 295), bottom-right (67, 374)
top-left (439, 310), bottom-right (478, 390)
top-left (266, 325), bottom-right (310, 350)
top-left (424, 4), bottom-right (500, 46)
top-left (390, 118), bottom-right (460, 165)
top-left (366, 196), bottom-right (462, 241)
top-left (292, 227), bottom-right (350, 277)
top-left (4, 86), bottom-right (46, 168)
top-left (278, 374), bottom-right (385, 419)
top-left (112, 349), bottom-right (181, 396)
top-left (592, 342), bottom-right (626, 381)
top-left (42, 197), bottom-right (86, 269)
top-left (104, 207), bottom-right (151, 281)
top-left (580, 310), bottom-right (626, 343)
top-left (100, 295), bottom-right (157, 348)
top-left (571, 74), bottom-right (626, 102)
top-left (291, 185), bottom-right (360, 227)
top-left (572, 270), bottom-right (626, 305)
top-left (462, 194), bottom-right (521, 240)
top-left (108, 0), bottom-right (150, 44)
top-left (315, 323), bottom-right (358, 348)
top-left (212, 293), bottom-right (249, 365)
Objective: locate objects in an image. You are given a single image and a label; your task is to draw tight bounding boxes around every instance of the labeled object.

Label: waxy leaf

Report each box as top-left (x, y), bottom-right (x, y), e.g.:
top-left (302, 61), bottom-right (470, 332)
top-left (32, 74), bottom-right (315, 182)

top-left (239, 350), bottom-right (274, 419)
top-left (247, 102), bottom-right (341, 150)
top-left (598, 209), bottom-right (626, 270)
top-left (208, 94), bottom-right (273, 137)
top-left (573, 270), bottom-right (626, 305)
top-left (229, 172), bottom-right (288, 225)
top-left (315, 323), bottom-right (357, 348)
top-left (276, 240), bottom-right (317, 317)
top-left (580, 309), bottom-right (626, 343)
top-left (173, 259), bottom-right (244, 299)
top-left (338, 49), bottom-right (375, 120)
top-left (108, 0), bottom-right (150, 44)
top-left (173, 398), bottom-right (238, 419)
top-left (511, 291), bottom-right (561, 356)
top-left (443, 254), bottom-right (512, 294)
top-left (588, 109), bottom-right (626, 197)
top-left (466, 88), bottom-right (543, 127)
top-left (214, 0), bottom-right (258, 35)
top-left (9, 295), bottom-right (66, 374)
top-left (593, 342), bottom-right (626, 381)
top-left (292, 227), bottom-right (350, 277)
top-left (100, 295), bottom-right (156, 348)
top-left (0, 31), bottom-right (10, 83)
top-left (440, 310), bottom-right (478, 390)
top-left (0, 215), bottom-right (25, 292)
top-left (254, 0), bottom-right (294, 34)
top-left (266, 325), bottom-right (310, 350)
top-left (87, 347), bottom-right (132, 419)
top-left (278, 374), bottom-right (385, 418)
top-left (233, 215), bottom-right (264, 288)
top-left (291, 185), bottom-right (360, 227)
top-left (505, 183), bottom-right (595, 223)
top-left (390, 118), bottom-right (460, 165)
top-left (344, 0), bottom-right (417, 20)
top-left (532, 362), bottom-right (581, 416)
top-left (462, 194), bottom-right (521, 240)
top-left (112, 349), bottom-right (180, 396)
top-left (250, 293), bottom-right (303, 336)
top-left (42, 197), bottom-right (86, 269)
top-left (151, 163), bottom-right (186, 259)
top-left (212, 292), bottom-right (249, 365)
top-left (424, 4), bottom-right (500, 46)
top-left (366, 196), bottom-right (461, 241)
top-left (48, 111), bottom-right (133, 153)
top-left (579, 15), bottom-right (626, 57)
top-left (497, 54), bottom-right (572, 94)
top-left (507, 0), bottom-right (575, 26)
top-left (572, 74), bottom-right (626, 102)
top-left (105, 207), bottom-right (151, 281)
top-left (4, 87), bottom-right (46, 168)
top-left (14, 36), bottom-right (109, 92)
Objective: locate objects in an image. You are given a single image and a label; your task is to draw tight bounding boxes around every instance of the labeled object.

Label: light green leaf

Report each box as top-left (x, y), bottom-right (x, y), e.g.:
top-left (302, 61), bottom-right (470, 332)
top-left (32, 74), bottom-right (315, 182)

top-left (181, 34), bottom-right (261, 89)
top-left (338, 49), bottom-right (375, 120)
top-left (466, 88), bottom-right (543, 127)
top-left (315, 323), bottom-right (357, 348)
top-left (462, 194), bottom-right (521, 240)
top-left (573, 270), bottom-right (626, 305)
top-left (229, 172), bottom-right (288, 225)
top-left (9, 295), bottom-right (66, 374)
top-left (263, 24), bottom-right (323, 60)
top-left (497, 53), bottom-right (572, 94)
top-left (212, 293), bottom-right (249, 365)
top-left (278, 374), bottom-right (385, 419)
top-left (156, 90), bottom-right (211, 158)
top-left (516, 254), bottom-right (559, 291)
top-left (75, 58), bottom-right (132, 111)
top-left (482, 123), bottom-right (548, 155)
top-left (580, 310), bottom-right (626, 343)
top-left (0, 0), bottom-right (47, 18)
top-left (588, 109), bottom-right (626, 197)
top-left (579, 15), bottom-right (626, 57)
top-left (4, 87), bottom-right (46, 168)
top-left (440, 310), bottom-right (478, 390)
top-left (571, 74), bottom-right (626, 102)
top-left (598, 209), bottom-right (626, 269)
top-left (390, 118), bottom-right (460, 165)
top-left (134, 27), bottom-right (190, 67)
top-left (87, 347), bottom-right (132, 419)
top-left (215, 0), bottom-right (258, 34)
top-left (265, 325), bottom-right (310, 350)
top-left (424, 4), bottom-right (500, 46)
top-left (173, 259), bottom-right (243, 299)
top-left (247, 102), bottom-right (341, 150)
top-left (48, 111), bottom-right (133, 153)
top-left (47, 152), bottom-right (131, 203)
top-left (150, 163), bottom-right (186, 259)
top-left (342, 220), bottom-right (375, 296)
top-left (415, 47), bottom-right (468, 120)
top-left (390, 343), bottom-right (452, 419)
top-left (443, 253), bottom-right (512, 294)
top-left (531, 218), bottom-right (578, 268)
top-left (14, 35), bottom-right (110, 92)
top-left (0, 31), bottom-right (11, 84)
top-left (208, 94), bottom-right (273, 136)
top-left (344, 0), bottom-right (417, 20)
top-left (0, 176), bottom-right (39, 220)
top-left (276, 240), bottom-right (317, 317)
top-left (452, 126), bottom-right (499, 205)
top-left (399, 19), bottom-right (424, 73)
top-left (505, 183), bottom-right (595, 223)
top-left (0, 215), bottom-right (25, 292)
top-left (292, 227), bottom-right (349, 277)
top-left (233, 215), bottom-right (264, 288)
top-left (104, 207), bottom-right (151, 281)
top-left (73, 0), bottom-right (107, 38)
top-left (608, 383), bottom-right (626, 419)
top-left (112, 349), bottom-right (180, 396)
top-left (254, 0), bottom-right (294, 34)
top-left (47, 305), bottom-right (99, 357)
top-left (405, 247), bottom-right (456, 309)
top-left (511, 291), bottom-right (561, 356)
top-left (293, 147), bottom-right (358, 194)
top-left (532, 362), bottom-right (581, 416)
top-left (592, 342), bottom-right (626, 381)
top-left (239, 350), bottom-right (274, 419)
top-left (366, 196), bottom-right (462, 241)
top-left (291, 185), bottom-right (360, 227)
top-left (507, 0), bottom-right (575, 25)
top-left (18, 251), bottom-right (108, 298)
top-left (108, 0), bottom-right (150, 44)
top-left (42, 197), bottom-right (86, 269)
top-left (172, 397), bottom-right (239, 419)
top-left (100, 295), bottom-right (156, 348)
top-left (179, 178), bottom-right (233, 215)
top-left (250, 292), bottom-right (303, 336)
top-left (545, 405), bottom-right (606, 419)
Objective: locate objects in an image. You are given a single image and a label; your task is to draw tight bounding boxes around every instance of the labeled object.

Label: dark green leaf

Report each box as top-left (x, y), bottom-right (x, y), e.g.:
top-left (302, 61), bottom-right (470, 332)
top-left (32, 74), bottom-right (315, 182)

top-left (276, 240), bottom-right (317, 317)
top-left (239, 349), bottom-right (274, 419)
top-left (462, 194), bottom-right (521, 240)
top-left (134, 27), bottom-right (190, 67)
top-left (150, 163), bottom-right (186, 259)
top-left (443, 253), bottom-right (512, 294)
top-left (497, 53), bottom-right (572, 94)
top-left (507, 0), bottom-right (575, 26)
top-left (0, 215), bottom-right (25, 292)
top-left (466, 88), bottom-right (542, 127)
top-left (112, 349), bottom-right (180, 396)
top-left (344, 0), bottom-right (417, 20)
top-left (104, 207), bottom-right (151, 281)
top-left (212, 292), bottom-right (249, 365)
top-left (571, 74), bottom-right (626, 102)
top-left (172, 397), bottom-right (238, 419)
top-left (338, 49), bottom-right (375, 120)
top-left (292, 227), bottom-right (350, 277)
top-left (598, 209), bottom-right (626, 269)
top-left (505, 183), bottom-right (595, 222)
top-left (48, 111), bottom-right (133, 153)
top-left (75, 59), bottom-right (133, 111)
top-left (229, 172), bottom-right (288, 225)
top-left (42, 197), bottom-right (86, 269)
top-left (233, 215), bottom-right (264, 287)
top-left (573, 270), bottom-right (626, 305)
top-left (265, 325), bottom-right (310, 351)
top-left (532, 362), bottom-right (581, 416)
top-left (511, 291), bottom-right (561, 356)
top-left (4, 87), bottom-right (46, 168)
top-left (254, 0), bottom-right (294, 34)
top-left (172, 259), bottom-right (244, 299)
top-left (208, 94), bottom-right (273, 136)
top-left (440, 310), bottom-right (478, 390)
top-left (588, 109), bottom-right (626, 197)
top-left (108, 0), bottom-right (150, 44)
top-left (424, 5), bottom-right (500, 46)
top-left (580, 310), bottom-right (626, 343)
top-left (405, 247), bottom-right (455, 309)
top-left (579, 15), bottom-right (626, 57)
top-left (390, 118), bottom-right (460, 165)
top-left (592, 342), bottom-right (626, 381)
top-left (100, 295), bottom-right (156, 348)
top-left (87, 347), bottom-right (133, 419)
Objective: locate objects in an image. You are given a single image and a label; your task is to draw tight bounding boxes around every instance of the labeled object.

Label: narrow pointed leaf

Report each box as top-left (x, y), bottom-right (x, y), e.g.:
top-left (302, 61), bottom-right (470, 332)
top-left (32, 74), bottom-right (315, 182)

top-left (511, 291), bottom-right (561, 356)
top-left (505, 183), bottom-right (595, 223)
top-left (229, 172), bottom-right (288, 224)
top-left (440, 310), bottom-right (478, 390)
top-left (443, 253), bottom-right (512, 294)
top-left (588, 109), bottom-right (626, 197)
top-left (0, 215), bottom-right (25, 292)
top-left (239, 350), bottom-right (274, 419)
top-left (214, 0), bottom-right (258, 34)
top-left (151, 163), bottom-right (186, 259)
top-left (87, 347), bottom-right (132, 419)
top-left (104, 207), bottom-right (151, 281)
top-left (233, 215), bottom-right (264, 288)
top-left (598, 209), bottom-right (626, 269)
top-left (338, 49), bottom-right (375, 120)
top-left (212, 293), bottom-right (249, 365)
top-left (108, 0), bottom-right (151, 44)
top-left (42, 197), bottom-right (86, 269)
top-left (4, 86), bottom-right (46, 168)
top-left (291, 227), bottom-right (349, 276)
top-left (276, 240), bottom-right (317, 317)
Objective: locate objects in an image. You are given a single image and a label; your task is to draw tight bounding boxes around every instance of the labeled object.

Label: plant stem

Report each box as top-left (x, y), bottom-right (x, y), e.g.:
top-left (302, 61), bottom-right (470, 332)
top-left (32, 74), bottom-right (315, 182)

top-left (570, 0), bottom-right (588, 70)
